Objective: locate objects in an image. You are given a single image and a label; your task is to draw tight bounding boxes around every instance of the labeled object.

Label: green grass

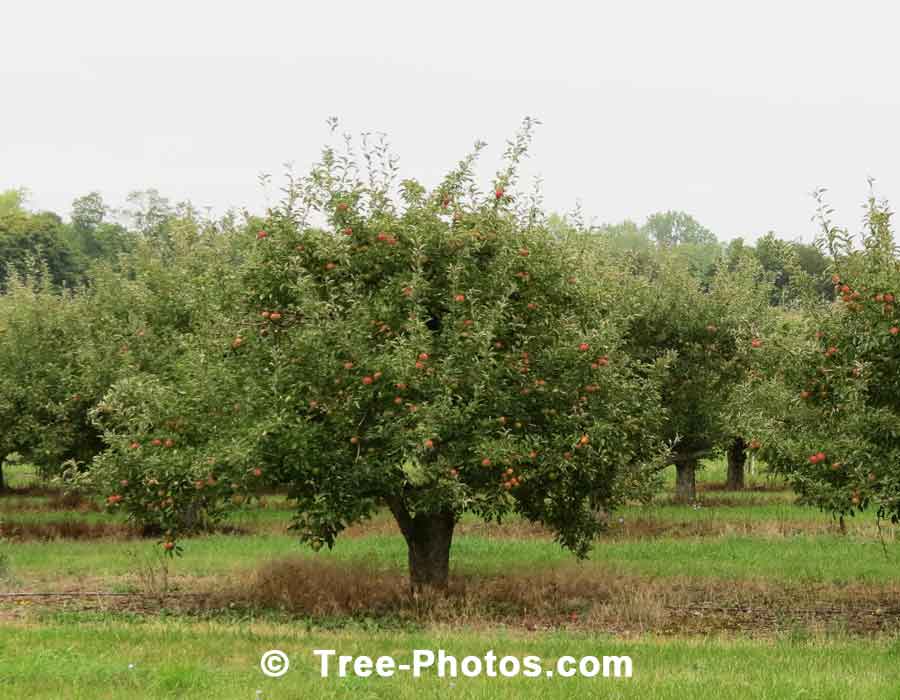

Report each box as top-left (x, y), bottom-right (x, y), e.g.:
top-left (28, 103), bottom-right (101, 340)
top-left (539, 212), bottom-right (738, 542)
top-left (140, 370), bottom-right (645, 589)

top-left (3, 528), bottom-right (899, 586)
top-left (4, 459), bottom-right (900, 697)
top-left (1, 458), bottom-right (896, 587)
top-left (2, 619), bottom-right (899, 699)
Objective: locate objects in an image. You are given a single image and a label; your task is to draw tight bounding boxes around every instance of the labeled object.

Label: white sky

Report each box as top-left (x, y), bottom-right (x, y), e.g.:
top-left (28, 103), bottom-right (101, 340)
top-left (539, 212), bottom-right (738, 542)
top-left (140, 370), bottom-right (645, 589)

top-left (3, 1), bottom-right (900, 242)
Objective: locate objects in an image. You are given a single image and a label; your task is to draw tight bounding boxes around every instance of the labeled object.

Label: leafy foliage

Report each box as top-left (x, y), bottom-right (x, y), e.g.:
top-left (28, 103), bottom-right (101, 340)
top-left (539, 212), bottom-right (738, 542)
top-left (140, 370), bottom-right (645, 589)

top-left (738, 189), bottom-right (900, 521)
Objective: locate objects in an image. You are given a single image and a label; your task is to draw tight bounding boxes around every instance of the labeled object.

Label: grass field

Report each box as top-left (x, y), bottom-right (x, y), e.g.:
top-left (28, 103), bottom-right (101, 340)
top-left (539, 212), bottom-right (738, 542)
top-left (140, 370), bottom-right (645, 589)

top-left (3, 460), bottom-right (900, 698)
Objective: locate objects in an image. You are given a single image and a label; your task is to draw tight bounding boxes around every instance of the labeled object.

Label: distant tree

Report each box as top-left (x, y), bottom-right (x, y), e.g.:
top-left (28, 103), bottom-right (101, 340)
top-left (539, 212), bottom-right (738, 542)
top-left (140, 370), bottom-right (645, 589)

top-left (639, 212), bottom-right (723, 286)
top-left (122, 189), bottom-right (174, 241)
top-left (725, 436), bottom-right (747, 490)
top-left (0, 188), bottom-right (29, 217)
top-left (68, 192), bottom-right (132, 262)
top-left (71, 192), bottom-right (107, 230)
top-left (643, 211), bottom-right (717, 248)
top-left (753, 232), bottom-right (830, 305)
top-left (793, 241), bottom-right (832, 299)
top-left (0, 202), bottom-right (83, 290)
top-left (615, 252), bottom-right (776, 501)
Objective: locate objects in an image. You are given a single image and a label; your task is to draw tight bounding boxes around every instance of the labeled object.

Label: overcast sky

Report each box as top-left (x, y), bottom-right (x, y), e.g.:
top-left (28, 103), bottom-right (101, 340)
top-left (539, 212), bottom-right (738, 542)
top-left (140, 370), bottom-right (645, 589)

top-left (3, 1), bottom-right (900, 243)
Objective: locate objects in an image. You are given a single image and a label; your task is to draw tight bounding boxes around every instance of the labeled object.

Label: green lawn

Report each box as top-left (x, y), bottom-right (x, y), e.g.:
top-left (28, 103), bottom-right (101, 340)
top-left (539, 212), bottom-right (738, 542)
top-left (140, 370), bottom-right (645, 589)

top-left (2, 526), bottom-right (899, 587)
top-left (2, 620), bottom-right (899, 699)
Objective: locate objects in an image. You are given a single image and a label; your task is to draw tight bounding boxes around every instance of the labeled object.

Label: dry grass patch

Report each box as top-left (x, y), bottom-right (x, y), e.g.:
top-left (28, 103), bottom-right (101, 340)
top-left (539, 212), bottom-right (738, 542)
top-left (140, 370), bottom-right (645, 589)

top-left (208, 558), bottom-right (900, 636)
top-left (0, 519), bottom-right (139, 541)
top-left (0, 492), bottom-right (101, 513)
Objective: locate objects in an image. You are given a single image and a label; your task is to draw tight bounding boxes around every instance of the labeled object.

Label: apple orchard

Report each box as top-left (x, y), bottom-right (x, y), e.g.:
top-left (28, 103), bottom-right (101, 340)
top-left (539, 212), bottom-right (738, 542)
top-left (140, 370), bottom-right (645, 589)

top-left (3, 122), bottom-right (900, 590)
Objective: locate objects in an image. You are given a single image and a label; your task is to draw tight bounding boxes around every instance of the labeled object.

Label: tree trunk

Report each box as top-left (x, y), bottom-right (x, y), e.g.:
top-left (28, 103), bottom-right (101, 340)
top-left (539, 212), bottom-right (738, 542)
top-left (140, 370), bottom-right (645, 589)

top-left (674, 458), bottom-right (697, 503)
top-left (387, 498), bottom-right (456, 592)
top-left (0, 462), bottom-right (5, 492)
top-left (726, 437), bottom-right (746, 490)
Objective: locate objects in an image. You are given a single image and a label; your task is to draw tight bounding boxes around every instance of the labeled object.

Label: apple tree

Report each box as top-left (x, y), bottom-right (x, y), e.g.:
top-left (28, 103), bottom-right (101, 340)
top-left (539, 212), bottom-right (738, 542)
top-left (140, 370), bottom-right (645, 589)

top-left (738, 191), bottom-right (900, 524)
top-left (0, 273), bottom-right (110, 482)
top-left (89, 122), bottom-right (668, 588)
top-left (609, 250), bottom-right (775, 501)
